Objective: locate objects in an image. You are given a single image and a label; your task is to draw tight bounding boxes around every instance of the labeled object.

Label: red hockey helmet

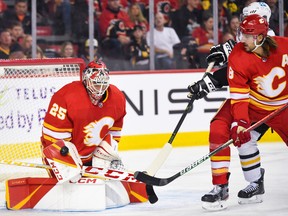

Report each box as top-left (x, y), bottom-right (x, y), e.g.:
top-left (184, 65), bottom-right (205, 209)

top-left (240, 14), bottom-right (269, 37)
top-left (82, 61), bottom-right (110, 105)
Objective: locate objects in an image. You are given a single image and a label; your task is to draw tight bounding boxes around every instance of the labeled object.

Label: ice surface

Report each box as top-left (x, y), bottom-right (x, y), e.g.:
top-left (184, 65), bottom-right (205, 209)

top-left (1, 142), bottom-right (287, 216)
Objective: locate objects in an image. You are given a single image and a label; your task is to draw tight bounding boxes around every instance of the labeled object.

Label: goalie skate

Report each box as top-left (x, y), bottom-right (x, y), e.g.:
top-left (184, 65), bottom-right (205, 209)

top-left (238, 168), bottom-right (265, 205)
top-left (201, 184), bottom-right (229, 211)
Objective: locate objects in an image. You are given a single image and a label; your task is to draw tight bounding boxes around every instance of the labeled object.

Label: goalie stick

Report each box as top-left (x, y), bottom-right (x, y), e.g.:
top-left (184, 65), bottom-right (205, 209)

top-left (134, 103), bottom-right (288, 186)
top-left (145, 62), bottom-right (215, 176)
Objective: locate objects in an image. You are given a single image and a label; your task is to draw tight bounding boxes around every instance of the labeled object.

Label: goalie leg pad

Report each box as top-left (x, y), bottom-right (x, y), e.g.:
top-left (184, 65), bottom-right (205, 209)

top-left (43, 140), bottom-right (83, 183)
top-left (6, 177), bottom-right (107, 211)
top-left (121, 181), bottom-right (149, 203)
top-left (105, 181), bottom-right (130, 209)
top-left (6, 177), bottom-right (150, 211)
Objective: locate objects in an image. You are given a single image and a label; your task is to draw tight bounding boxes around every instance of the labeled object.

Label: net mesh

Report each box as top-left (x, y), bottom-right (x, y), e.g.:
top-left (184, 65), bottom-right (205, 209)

top-left (0, 58), bottom-right (85, 182)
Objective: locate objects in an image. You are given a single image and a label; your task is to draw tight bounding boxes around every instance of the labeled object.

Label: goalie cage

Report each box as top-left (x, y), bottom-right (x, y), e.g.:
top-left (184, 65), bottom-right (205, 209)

top-left (0, 58), bottom-right (86, 183)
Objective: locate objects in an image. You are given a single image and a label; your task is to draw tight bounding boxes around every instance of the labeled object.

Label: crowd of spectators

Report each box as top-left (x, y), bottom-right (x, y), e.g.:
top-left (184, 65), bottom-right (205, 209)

top-left (0, 0), bottom-right (287, 70)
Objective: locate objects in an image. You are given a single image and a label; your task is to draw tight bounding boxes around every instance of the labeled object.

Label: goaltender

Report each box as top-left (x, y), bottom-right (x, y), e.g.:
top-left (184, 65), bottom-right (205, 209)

top-left (41, 60), bottom-right (126, 174)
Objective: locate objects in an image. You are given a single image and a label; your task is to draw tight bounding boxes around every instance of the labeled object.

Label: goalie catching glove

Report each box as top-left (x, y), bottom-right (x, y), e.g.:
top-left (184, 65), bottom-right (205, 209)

top-left (206, 39), bottom-right (236, 66)
top-left (187, 73), bottom-right (222, 99)
top-left (231, 120), bottom-right (251, 147)
top-left (93, 134), bottom-right (124, 170)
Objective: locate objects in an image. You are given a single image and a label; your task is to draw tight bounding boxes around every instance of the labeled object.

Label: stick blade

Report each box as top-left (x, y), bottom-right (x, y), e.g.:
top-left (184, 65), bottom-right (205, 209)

top-left (146, 184), bottom-right (158, 204)
top-left (134, 171), bottom-right (163, 186)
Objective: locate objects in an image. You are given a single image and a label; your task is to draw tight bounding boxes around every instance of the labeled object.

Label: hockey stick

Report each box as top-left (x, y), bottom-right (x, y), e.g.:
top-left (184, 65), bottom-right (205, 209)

top-left (144, 94), bottom-right (196, 204)
top-left (0, 159), bottom-right (140, 183)
top-left (145, 61), bottom-right (215, 176)
top-left (143, 62), bottom-right (214, 204)
top-left (134, 103), bottom-right (288, 186)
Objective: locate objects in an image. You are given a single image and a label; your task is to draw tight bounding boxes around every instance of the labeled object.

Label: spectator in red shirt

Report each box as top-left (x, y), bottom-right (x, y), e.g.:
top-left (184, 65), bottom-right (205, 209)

top-left (99, 0), bottom-right (133, 39)
top-left (99, 0), bottom-right (133, 70)
top-left (192, 12), bottom-right (222, 52)
top-left (192, 12), bottom-right (222, 67)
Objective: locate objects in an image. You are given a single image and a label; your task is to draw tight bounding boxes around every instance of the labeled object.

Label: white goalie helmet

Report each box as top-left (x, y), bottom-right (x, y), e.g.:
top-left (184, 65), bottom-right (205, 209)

top-left (242, 2), bottom-right (271, 23)
top-left (82, 60), bottom-right (110, 105)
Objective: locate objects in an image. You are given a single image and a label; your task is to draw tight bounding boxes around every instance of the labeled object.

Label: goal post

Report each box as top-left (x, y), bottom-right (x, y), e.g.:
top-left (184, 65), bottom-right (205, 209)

top-left (0, 58), bottom-right (86, 181)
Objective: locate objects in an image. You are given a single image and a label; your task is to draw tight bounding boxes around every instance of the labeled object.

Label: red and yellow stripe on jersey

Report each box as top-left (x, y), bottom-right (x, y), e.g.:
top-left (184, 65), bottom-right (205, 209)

top-left (41, 81), bottom-right (126, 164)
top-left (228, 36), bottom-right (288, 124)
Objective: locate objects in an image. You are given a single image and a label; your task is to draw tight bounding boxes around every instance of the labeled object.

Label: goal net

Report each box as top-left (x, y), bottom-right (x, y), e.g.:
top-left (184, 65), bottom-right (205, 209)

top-left (0, 58), bottom-right (86, 182)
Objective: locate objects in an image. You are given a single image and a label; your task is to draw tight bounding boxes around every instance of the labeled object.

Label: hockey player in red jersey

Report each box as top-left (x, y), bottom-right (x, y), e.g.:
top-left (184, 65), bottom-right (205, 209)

top-left (228, 12), bottom-right (288, 204)
top-left (189, 13), bottom-right (288, 210)
top-left (41, 60), bottom-right (126, 173)
top-left (187, 2), bottom-right (275, 211)
top-left (39, 60), bottom-right (155, 208)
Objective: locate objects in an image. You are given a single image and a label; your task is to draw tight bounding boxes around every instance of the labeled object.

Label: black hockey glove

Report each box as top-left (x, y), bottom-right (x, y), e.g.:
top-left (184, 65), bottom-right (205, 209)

top-left (187, 73), bottom-right (222, 99)
top-left (206, 39), bottom-right (236, 66)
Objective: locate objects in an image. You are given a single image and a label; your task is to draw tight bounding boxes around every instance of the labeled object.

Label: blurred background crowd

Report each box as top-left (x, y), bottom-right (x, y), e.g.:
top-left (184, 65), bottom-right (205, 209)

top-left (0, 0), bottom-right (287, 71)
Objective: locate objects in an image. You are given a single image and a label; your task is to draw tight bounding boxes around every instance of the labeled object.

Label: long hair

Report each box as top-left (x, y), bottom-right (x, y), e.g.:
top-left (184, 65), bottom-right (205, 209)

top-left (128, 3), bottom-right (147, 23)
top-left (60, 41), bottom-right (76, 58)
top-left (262, 36), bottom-right (278, 57)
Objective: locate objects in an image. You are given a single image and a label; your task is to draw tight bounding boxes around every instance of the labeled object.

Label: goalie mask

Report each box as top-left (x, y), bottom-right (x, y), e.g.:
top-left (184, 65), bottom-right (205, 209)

top-left (82, 61), bottom-right (110, 105)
